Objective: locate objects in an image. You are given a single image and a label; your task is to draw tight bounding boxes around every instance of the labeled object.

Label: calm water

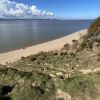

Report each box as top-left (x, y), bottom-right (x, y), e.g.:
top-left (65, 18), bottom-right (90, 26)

top-left (0, 19), bottom-right (93, 53)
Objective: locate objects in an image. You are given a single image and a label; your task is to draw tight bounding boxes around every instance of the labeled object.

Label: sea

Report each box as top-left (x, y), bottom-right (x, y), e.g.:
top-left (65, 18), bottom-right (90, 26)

top-left (0, 19), bottom-right (93, 53)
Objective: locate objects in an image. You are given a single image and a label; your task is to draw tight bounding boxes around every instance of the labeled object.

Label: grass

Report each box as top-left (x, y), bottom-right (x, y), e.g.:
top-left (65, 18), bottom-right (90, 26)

top-left (58, 72), bottom-right (99, 100)
top-left (1, 45), bottom-right (100, 100)
top-left (0, 66), bottom-right (56, 100)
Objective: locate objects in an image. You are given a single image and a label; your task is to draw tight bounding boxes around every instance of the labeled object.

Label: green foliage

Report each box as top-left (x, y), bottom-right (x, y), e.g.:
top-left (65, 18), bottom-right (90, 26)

top-left (88, 17), bottom-right (100, 36)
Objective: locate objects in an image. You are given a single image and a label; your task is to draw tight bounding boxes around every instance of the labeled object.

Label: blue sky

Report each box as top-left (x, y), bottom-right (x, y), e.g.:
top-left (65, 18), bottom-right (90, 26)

top-left (0, 0), bottom-right (100, 19)
top-left (14, 0), bottom-right (100, 19)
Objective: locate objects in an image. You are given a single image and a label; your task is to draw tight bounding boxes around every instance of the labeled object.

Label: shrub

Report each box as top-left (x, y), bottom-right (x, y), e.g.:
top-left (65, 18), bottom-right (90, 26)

top-left (63, 43), bottom-right (70, 50)
top-left (88, 17), bottom-right (100, 36)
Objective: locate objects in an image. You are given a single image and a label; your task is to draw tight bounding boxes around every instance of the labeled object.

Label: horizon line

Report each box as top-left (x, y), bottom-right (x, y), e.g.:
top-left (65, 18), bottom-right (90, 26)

top-left (0, 18), bottom-right (95, 20)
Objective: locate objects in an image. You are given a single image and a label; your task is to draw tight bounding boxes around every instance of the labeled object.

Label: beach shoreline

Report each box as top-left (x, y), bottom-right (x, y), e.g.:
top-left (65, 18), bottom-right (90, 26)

top-left (0, 29), bottom-right (87, 65)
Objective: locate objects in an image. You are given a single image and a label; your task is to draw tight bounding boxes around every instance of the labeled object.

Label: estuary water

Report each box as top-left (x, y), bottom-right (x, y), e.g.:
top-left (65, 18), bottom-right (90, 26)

top-left (0, 19), bottom-right (93, 53)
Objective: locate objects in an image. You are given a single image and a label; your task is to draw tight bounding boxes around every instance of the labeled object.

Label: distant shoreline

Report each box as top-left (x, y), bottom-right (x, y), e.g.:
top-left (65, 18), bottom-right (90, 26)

top-left (0, 29), bottom-right (87, 65)
top-left (0, 19), bottom-right (94, 20)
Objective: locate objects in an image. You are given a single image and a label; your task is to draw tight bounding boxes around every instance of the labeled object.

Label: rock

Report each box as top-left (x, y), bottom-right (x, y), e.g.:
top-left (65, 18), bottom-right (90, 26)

top-left (27, 64), bottom-right (32, 66)
top-left (18, 79), bottom-right (25, 84)
top-left (79, 69), bottom-right (92, 74)
top-left (56, 72), bottom-right (64, 80)
top-left (32, 81), bottom-right (41, 87)
top-left (56, 72), bottom-right (63, 76)
top-left (76, 64), bottom-right (79, 67)
top-left (93, 67), bottom-right (100, 72)
top-left (58, 68), bottom-right (66, 73)
top-left (32, 82), bottom-right (36, 87)
top-left (56, 89), bottom-right (71, 100)
top-left (49, 74), bottom-right (56, 78)
top-left (66, 64), bottom-right (70, 67)
top-left (64, 74), bottom-right (71, 79)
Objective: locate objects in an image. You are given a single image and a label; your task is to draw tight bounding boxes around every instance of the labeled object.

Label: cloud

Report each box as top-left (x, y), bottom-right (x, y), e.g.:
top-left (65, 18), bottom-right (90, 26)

top-left (0, 0), bottom-right (55, 19)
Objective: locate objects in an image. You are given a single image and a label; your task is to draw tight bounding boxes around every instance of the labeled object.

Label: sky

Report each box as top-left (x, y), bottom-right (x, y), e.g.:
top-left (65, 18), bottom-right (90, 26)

top-left (0, 0), bottom-right (100, 19)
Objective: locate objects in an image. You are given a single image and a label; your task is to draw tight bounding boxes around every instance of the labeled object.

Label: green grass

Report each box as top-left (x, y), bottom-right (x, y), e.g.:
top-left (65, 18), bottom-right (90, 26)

top-left (1, 46), bottom-right (100, 100)
top-left (58, 73), bottom-right (99, 100)
top-left (0, 66), bottom-right (56, 100)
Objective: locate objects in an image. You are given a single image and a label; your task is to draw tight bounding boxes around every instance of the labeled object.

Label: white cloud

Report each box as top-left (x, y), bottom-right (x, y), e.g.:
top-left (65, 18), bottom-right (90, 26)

top-left (0, 0), bottom-right (55, 19)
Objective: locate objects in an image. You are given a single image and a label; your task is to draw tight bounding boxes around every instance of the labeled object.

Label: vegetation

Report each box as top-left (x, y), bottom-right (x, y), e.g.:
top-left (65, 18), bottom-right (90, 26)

top-left (0, 17), bottom-right (100, 100)
top-left (88, 17), bottom-right (100, 36)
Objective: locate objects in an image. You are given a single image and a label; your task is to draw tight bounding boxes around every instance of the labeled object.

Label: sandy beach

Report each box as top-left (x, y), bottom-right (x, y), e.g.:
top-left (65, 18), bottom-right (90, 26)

top-left (0, 29), bottom-right (87, 65)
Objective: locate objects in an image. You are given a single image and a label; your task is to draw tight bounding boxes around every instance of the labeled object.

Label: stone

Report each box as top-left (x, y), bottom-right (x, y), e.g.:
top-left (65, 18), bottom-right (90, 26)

top-left (27, 64), bottom-right (32, 66)
top-left (49, 74), bottom-right (56, 78)
top-left (18, 79), bottom-right (25, 84)
top-left (56, 89), bottom-right (71, 100)
top-left (32, 82), bottom-right (36, 87)
top-left (76, 64), bottom-right (79, 67)
top-left (56, 72), bottom-right (63, 76)
top-left (32, 81), bottom-right (41, 87)
top-left (79, 69), bottom-right (92, 74)
top-left (64, 74), bottom-right (71, 79)
top-left (66, 64), bottom-right (70, 67)
top-left (58, 68), bottom-right (66, 73)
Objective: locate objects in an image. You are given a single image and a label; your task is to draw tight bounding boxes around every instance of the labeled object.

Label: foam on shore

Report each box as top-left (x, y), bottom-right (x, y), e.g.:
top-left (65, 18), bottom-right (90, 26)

top-left (0, 29), bottom-right (87, 65)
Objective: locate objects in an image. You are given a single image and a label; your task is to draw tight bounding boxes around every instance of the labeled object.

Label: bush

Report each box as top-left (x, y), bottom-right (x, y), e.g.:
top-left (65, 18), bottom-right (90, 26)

top-left (88, 17), bottom-right (100, 36)
top-left (63, 43), bottom-right (70, 50)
